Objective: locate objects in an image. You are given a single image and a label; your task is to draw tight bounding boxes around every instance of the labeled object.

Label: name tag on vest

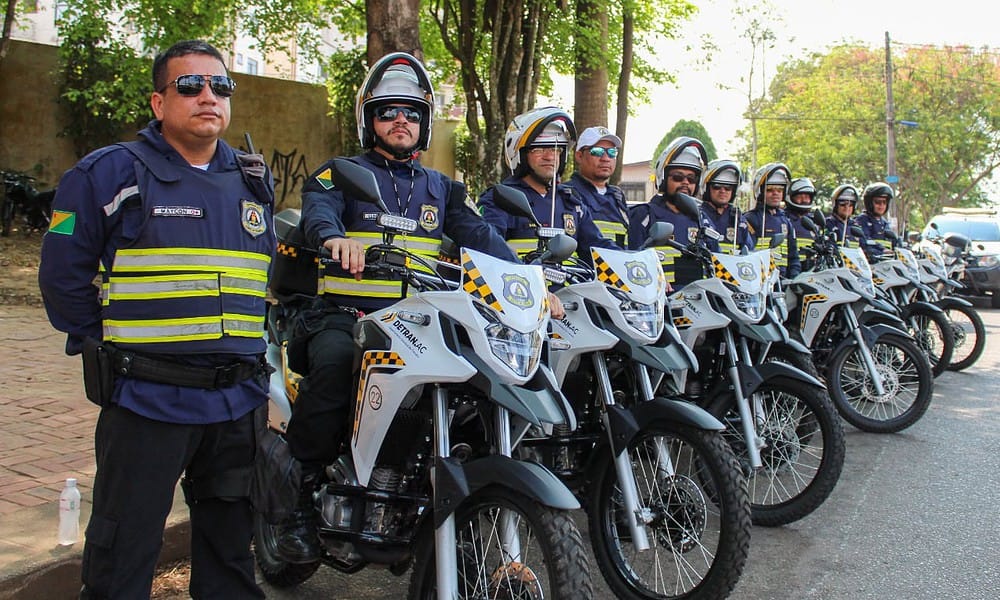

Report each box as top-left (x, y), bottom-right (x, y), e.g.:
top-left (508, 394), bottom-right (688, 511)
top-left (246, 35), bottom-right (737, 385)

top-left (152, 206), bottom-right (204, 218)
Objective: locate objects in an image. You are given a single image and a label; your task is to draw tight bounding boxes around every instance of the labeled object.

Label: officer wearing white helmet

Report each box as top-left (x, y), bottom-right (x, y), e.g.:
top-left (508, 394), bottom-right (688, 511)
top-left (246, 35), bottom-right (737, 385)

top-left (857, 182), bottom-right (895, 259)
top-left (744, 162), bottom-right (801, 278)
top-left (281, 52), bottom-right (521, 563)
top-left (699, 158), bottom-right (750, 253)
top-left (826, 183), bottom-right (866, 247)
top-left (628, 136), bottom-right (717, 287)
top-left (478, 106), bottom-right (619, 262)
top-left (786, 177), bottom-right (819, 266)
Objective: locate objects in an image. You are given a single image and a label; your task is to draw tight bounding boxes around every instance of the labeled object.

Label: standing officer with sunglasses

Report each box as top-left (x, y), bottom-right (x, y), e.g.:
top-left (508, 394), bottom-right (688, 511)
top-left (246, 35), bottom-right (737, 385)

top-left (39, 40), bottom-right (273, 599)
top-left (278, 52), bottom-right (521, 563)
top-left (628, 136), bottom-right (718, 288)
top-left (565, 126), bottom-right (630, 247)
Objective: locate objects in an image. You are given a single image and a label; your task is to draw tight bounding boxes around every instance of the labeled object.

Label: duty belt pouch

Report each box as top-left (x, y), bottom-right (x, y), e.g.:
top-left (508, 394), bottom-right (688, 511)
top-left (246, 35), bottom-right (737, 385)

top-left (81, 337), bottom-right (115, 407)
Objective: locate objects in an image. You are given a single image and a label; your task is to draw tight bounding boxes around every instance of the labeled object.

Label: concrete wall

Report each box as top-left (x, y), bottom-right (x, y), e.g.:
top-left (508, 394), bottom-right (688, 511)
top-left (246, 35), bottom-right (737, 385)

top-left (0, 40), bottom-right (457, 211)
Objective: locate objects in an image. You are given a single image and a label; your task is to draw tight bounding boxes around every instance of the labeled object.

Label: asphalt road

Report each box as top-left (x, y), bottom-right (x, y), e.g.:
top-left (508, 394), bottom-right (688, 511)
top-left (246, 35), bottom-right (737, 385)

top-left (181, 305), bottom-right (1000, 599)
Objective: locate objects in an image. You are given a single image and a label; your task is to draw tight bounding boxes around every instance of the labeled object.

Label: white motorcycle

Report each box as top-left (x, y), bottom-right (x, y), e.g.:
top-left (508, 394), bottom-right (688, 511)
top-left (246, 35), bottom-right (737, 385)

top-left (787, 213), bottom-right (933, 433)
top-left (513, 213), bottom-right (752, 600)
top-left (255, 159), bottom-right (593, 600)
top-left (663, 195), bottom-right (844, 528)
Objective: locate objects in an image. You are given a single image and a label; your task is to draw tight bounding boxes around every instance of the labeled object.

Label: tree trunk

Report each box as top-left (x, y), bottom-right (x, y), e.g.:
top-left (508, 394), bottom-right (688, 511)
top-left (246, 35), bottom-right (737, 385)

top-left (366, 0), bottom-right (423, 64)
top-left (1, 0), bottom-right (18, 68)
top-left (611, 5), bottom-right (634, 185)
top-left (573, 0), bottom-right (609, 133)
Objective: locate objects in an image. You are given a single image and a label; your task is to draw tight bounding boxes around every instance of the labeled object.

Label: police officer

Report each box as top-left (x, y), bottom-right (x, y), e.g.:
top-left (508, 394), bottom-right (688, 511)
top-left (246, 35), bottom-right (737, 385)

top-left (699, 158), bottom-right (750, 254)
top-left (478, 107), bottom-right (619, 262)
top-left (628, 136), bottom-right (717, 288)
top-left (744, 162), bottom-right (801, 278)
top-left (280, 53), bottom-right (527, 563)
top-left (826, 184), bottom-right (866, 247)
top-left (857, 182), bottom-right (896, 260)
top-left (786, 177), bottom-right (819, 268)
top-left (565, 126), bottom-right (630, 247)
top-left (38, 40), bottom-right (272, 599)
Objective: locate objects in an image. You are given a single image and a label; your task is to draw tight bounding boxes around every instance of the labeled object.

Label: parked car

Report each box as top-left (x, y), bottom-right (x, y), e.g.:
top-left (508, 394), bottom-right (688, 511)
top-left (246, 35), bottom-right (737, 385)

top-left (922, 208), bottom-right (1000, 307)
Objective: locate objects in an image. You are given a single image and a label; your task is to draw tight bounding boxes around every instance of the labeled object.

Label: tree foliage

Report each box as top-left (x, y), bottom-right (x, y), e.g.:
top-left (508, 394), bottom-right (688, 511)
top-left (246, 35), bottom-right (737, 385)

top-left (56, 0), bottom-right (337, 157)
top-left (652, 119), bottom-right (718, 164)
top-left (738, 44), bottom-right (1000, 227)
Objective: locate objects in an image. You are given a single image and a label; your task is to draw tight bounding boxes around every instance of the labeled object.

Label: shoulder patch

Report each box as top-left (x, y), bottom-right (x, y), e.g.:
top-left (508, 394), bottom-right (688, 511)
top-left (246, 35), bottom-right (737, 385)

top-left (315, 168), bottom-right (334, 190)
top-left (49, 210), bottom-right (76, 235)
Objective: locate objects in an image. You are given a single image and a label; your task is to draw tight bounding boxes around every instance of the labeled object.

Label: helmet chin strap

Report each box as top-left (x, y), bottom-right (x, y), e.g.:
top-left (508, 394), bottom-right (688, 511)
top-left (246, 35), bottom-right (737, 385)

top-left (375, 137), bottom-right (418, 161)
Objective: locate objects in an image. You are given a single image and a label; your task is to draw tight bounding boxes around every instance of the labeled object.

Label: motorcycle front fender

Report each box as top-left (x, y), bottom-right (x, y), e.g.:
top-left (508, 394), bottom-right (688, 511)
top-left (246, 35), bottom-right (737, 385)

top-left (858, 307), bottom-right (907, 330)
top-left (737, 360), bottom-right (826, 398)
top-left (831, 322), bottom-right (908, 357)
top-left (773, 337), bottom-right (811, 356)
top-left (901, 300), bottom-right (945, 318)
top-left (463, 455), bottom-right (579, 510)
top-left (601, 399), bottom-right (724, 457)
top-left (935, 296), bottom-right (974, 310)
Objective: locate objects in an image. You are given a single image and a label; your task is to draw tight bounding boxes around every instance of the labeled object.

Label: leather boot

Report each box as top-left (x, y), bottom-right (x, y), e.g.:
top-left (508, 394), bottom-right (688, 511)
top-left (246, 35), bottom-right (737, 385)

top-left (276, 466), bottom-right (322, 563)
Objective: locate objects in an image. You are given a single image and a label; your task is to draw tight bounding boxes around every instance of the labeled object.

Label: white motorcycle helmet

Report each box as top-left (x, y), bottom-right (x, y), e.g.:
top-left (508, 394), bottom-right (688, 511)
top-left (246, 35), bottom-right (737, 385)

top-left (787, 177), bottom-right (817, 213)
top-left (700, 159), bottom-right (743, 203)
top-left (355, 52), bottom-right (435, 156)
top-left (504, 106), bottom-right (577, 177)
top-left (751, 162), bottom-right (791, 207)
top-left (653, 137), bottom-right (708, 194)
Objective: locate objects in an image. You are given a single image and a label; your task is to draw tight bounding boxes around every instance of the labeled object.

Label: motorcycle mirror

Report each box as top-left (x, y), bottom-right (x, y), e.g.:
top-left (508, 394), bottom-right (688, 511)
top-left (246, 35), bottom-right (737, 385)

top-left (769, 232), bottom-right (786, 248)
top-left (850, 225), bottom-right (865, 239)
top-left (944, 232), bottom-right (971, 250)
top-left (801, 214), bottom-right (819, 234)
top-left (328, 158), bottom-right (389, 213)
top-left (809, 208), bottom-right (826, 229)
top-left (907, 231), bottom-right (922, 244)
top-left (493, 184), bottom-right (541, 227)
top-left (884, 229), bottom-right (899, 243)
top-left (672, 193), bottom-right (702, 221)
top-left (540, 233), bottom-right (578, 263)
top-left (642, 221), bottom-right (674, 248)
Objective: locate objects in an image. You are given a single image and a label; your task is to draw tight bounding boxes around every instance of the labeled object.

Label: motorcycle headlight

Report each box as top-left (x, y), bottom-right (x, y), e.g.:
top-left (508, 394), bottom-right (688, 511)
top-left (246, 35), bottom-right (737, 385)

top-left (977, 254), bottom-right (1000, 268)
top-left (484, 323), bottom-right (543, 377)
top-left (619, 296), bottom-right (664, 339)
top-left (732, 290), bottom-right (765, 320)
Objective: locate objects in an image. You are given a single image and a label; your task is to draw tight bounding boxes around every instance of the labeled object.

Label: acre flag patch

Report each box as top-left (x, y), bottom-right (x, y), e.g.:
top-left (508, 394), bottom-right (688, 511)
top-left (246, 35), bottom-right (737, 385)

top-left (49, 210), bottom-right (76, 235)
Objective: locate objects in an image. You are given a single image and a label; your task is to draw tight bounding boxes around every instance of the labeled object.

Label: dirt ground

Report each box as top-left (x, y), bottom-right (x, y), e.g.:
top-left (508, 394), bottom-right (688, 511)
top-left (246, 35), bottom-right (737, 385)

top-left (0, 231), bottom-right (45, 306)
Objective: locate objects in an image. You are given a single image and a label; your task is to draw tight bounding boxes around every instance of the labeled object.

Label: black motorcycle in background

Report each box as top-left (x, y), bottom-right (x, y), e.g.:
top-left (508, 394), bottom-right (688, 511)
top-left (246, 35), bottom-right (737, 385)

top-left (1, 171), bottom-right (54, 236)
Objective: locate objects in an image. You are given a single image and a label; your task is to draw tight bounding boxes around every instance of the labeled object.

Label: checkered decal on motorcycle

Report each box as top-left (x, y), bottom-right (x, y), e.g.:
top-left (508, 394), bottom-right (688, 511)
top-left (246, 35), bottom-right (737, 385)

top-left (460, 251), bottom-right (504, 313)
top-left (354, 351), bottom-right (405, 436)
top-left (277, 242), bottom-right (298, 258)
top-left (592, 251), bottom-right (631, 292)
top-left (673, 316), bottom-right (693, 328)
top-left (712, 256), bottom-right (739, 285)
top-left (800, 293), bottom-right (828, 331)
top-left (841, 254), bottom-right (861, 275)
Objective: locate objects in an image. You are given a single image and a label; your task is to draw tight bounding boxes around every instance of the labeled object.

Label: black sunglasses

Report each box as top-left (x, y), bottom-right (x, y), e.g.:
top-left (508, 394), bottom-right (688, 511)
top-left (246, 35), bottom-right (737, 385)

top-left (669, 173), bottom-right (698, 184)
top-left (375, 105), bottom-right (422, 123)
top-left (710, 183), bottom-right (734, 191)
top-left (159, 74), bottom-right (236, 98)
top-left (587, 146), bottom-right (619, 159)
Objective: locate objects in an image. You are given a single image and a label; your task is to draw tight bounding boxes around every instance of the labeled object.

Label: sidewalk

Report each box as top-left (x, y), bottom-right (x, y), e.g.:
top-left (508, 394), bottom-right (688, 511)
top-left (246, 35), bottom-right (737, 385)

top-left (0, 305), bottom-right (189, 600)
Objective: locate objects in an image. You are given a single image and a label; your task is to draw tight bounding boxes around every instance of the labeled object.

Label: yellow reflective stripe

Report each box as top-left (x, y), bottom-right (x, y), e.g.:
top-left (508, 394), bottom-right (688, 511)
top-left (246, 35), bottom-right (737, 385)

top-left (114, 247), bottom-right (271, 273)
top-left (321, 276), bottom-right (405, 298)
top-left (108, 274), bottom-right (219, 300)
top-left (595, 220), bottom-right (627, 236)
top-left (755, 239), bottom-right (771, 251)
top-left (223, 313), bottom-right (266, 337)
top-left (508, 239), bottom-right (536, 254)
top-left (104, 316), bottom-right (223, 344)
top-left (873, 238), bottom-right (893, 248)
top-left (220, 274), bottom-right (268, 297)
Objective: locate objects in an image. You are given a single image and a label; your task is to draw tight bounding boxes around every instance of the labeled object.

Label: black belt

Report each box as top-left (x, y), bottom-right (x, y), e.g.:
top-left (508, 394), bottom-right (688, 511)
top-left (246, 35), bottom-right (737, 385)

top-left (109, 347), bottom-right (267, 390)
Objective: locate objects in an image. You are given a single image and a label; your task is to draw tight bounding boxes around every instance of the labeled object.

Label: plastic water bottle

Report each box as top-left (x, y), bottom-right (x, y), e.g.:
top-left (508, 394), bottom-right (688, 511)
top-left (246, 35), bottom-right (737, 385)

top-left (58, 478), bottom-right (81, 545)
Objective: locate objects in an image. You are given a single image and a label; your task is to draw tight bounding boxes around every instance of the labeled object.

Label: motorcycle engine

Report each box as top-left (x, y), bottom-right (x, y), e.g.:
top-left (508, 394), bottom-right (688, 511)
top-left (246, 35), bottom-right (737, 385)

top-left (318, 456), bottom-right (363, 563)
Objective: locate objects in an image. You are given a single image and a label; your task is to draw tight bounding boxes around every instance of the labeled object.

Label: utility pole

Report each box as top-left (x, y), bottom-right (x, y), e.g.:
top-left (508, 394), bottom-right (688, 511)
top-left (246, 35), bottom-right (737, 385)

top-left (885, 31), bottom-right (900, 231)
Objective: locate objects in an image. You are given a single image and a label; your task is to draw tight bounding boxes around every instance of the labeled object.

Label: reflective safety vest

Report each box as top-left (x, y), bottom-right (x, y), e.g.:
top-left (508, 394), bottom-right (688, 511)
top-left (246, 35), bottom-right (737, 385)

top-left (318, 159), bottom-right (448, 309)
top-left (102, 145), bottom-right (274, 354)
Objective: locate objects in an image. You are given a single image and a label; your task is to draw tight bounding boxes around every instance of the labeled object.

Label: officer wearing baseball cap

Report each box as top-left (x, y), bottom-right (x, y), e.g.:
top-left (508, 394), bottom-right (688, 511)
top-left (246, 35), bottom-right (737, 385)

top-left (565, 126), bottom-right (629, 246)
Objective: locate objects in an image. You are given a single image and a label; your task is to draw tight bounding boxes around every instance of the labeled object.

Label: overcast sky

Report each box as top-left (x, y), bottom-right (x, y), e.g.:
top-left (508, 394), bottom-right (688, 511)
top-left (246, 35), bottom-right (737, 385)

top-left (547, 0), bottom-right (997, 165)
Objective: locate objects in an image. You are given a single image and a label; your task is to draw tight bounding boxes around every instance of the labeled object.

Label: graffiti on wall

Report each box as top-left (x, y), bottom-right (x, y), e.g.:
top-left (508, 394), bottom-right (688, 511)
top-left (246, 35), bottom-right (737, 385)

top-left (239, 144), bottom-right (313, 209)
